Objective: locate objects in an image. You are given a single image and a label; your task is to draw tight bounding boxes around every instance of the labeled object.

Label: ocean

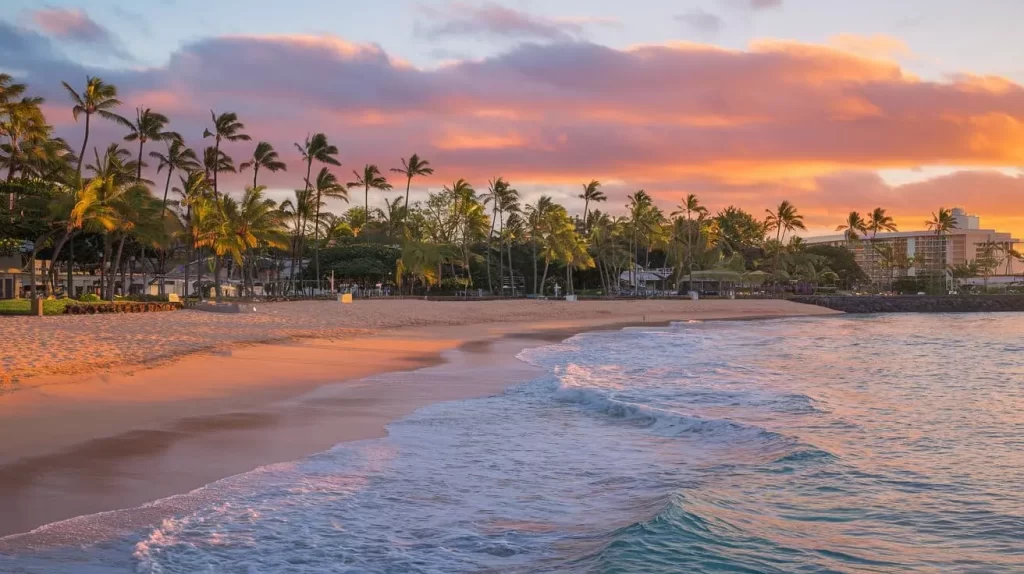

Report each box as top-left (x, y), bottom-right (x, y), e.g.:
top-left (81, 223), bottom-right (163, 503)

top-left (2, 313), bottom-right (1022, 573)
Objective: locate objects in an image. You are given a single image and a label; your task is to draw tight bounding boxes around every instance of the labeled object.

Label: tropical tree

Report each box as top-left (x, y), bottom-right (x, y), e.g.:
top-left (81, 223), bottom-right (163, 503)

top-left (579, 180), bottom-right (606, 231)
top-left (240, 141), bottom-right (287, 188)
top-left (672, 194), bottom-right (707, 291)
top-left (348, 164), bottom-right (392, 228)
top-left (174, 170), bottom-right (212, 298)
top-left (202, 111), bottom-right (250, 197)
top-left (150, 137), bottom-right (200, 215)
top-left (203, 146), bottom-right (236, 183)
top-left (867, 207), bottom-right (898, 238)
top-left (61, 76), bottom-right (128, 179)
top-left (123, 107), bottom-right (173, 182)
top-left (836, 211), bottom-right (868, 242)
top-left (926, 207), bottom-right (959, 292)
top-left (294, 133), bottom-right (340, 285)
top-left (390, 154), bottom-right (433, 232)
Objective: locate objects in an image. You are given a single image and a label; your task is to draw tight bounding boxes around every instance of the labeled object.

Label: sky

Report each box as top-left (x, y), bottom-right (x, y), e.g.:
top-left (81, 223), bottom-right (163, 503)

top-left (2, 0), bottom-right (1024, 237)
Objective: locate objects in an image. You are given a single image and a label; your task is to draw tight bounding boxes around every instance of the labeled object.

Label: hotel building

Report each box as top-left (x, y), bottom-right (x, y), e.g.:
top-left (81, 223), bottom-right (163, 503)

top-left (803, 208), bottom-right (1022, 287)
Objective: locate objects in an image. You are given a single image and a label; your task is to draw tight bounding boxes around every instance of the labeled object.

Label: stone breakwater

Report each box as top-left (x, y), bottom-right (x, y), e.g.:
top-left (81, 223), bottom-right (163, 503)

top-left (791, 295), bottom-right (1024, 314)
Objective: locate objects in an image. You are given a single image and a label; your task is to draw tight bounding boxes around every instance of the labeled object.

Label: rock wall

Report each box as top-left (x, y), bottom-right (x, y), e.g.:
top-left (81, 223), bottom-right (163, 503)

top-left (791, 295), bottom-right (1024, 314)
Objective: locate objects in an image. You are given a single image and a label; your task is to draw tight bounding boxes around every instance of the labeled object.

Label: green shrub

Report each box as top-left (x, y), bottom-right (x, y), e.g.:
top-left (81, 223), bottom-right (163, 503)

top-left (78, 292), bottom-right (101, 302)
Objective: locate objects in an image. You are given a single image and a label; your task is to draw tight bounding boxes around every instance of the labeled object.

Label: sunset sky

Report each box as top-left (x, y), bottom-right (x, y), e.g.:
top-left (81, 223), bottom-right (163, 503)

top-left (2, 0), bottom-right (1023, 237)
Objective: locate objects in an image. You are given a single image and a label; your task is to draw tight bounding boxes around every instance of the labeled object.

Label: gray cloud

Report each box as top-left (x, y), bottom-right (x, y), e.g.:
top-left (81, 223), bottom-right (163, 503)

top-left (676, 9), bottom-right (724, 34)
top-left (416, 2), bottom-right (585, 42)
top-left (25, 7), bottom-right (131, 61)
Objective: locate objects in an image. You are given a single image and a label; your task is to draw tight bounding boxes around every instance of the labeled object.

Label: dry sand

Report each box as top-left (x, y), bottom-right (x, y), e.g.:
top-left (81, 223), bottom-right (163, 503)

top-left (0, 298), bottom-right (838, 541)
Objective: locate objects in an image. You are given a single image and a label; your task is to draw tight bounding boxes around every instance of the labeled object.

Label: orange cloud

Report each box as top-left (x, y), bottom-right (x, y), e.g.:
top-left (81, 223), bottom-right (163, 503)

top-left (8, 23), bottom-right (1024, 237)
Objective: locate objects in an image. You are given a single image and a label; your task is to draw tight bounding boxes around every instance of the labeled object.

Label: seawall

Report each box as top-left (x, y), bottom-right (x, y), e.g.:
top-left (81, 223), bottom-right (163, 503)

top-left (790, 295), bottom-right (1024, 314)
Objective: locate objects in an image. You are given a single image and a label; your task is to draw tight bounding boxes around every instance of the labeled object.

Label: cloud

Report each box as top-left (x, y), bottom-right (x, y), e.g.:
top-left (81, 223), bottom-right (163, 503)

top-left (416, 2), bottom-right (590, 42)
top-left (721, 0), bottom-right (783, 11)
top-left (30, 7), bottom-right (109, 44)
top-left (746, 0), bottom-right (783, 9)
top-left (26, 7), bottom-right (129, 60)
top-left (676, 9), bottom-right (724, 34)
top-left (4, 23), bottom-right (1024, 235)
top-left (828, 34), bottom-right (910, 61)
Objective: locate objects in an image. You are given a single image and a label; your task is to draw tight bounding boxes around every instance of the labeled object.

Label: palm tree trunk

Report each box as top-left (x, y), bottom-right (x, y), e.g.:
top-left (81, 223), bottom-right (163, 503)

top-left (75, 113), bottom-right (91, 180)
top-left (109, 235), bottom-right (127, 301)
top-left (540, 260), bottom-right (550, 296)
top-left (184, 240), bottom-right (191, 299)
top-left (532, 238), bottom-right (538, 295)
top-left (507, 241), bottom-right (514, 297)
top-left (403, 176), bottom-right (412, 235)
top-left (486, 209), bottom-right (497, 293)
top-left (136, 139), bottom-right (145, 182)
top-left (67, 234), bottom-right (75, 298)
top-left (253, 165), bottom-right (259, 189)
top-left (364, 183), bottom-right (370, 226)
top-left (214, 256), bottom-right (223, 302)
top-left (212, 138), bottom-right (220, 199)
top-left (498, 212), bottom-right (504, 295)
top-left (197, 248), bottom-right (205, 301)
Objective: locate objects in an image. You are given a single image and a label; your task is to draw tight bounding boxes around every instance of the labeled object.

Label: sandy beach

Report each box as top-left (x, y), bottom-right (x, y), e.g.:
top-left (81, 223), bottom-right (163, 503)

top-left (0, 299), bottom-right (837, 541)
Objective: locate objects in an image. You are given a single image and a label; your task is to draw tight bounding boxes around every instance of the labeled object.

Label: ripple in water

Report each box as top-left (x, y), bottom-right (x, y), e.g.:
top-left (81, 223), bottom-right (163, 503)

top-left (3, 313), bottom-right (1023, 573)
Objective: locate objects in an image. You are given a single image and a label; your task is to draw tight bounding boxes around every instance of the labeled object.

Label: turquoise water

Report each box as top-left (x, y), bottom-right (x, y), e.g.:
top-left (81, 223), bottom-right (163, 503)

top-left (2, 314), bottom-right (1023, 572)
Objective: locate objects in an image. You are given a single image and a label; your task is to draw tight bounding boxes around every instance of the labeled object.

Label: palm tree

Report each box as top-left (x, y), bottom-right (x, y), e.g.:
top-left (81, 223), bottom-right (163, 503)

top-left (174, 170), bottom-right (211, 299)
top-left (765, 200), bottom-right (806, 245)
top-left (203, 146), bottom-right (236, 183)
top-left (294, 133), bottom-right (340, 285)
top-left (62, 76), bottom-right (129, 179)
top-left (123, 107), bottom-right (173, 182)
top-left (836, 211), bottom-right (868, 242)
top-left (390, 154), bottom-right (434, 232)
top-left (926, 207), bottom-right (959, 292)
top-left (865, 207), bottom-right (898, 288)
top-left (150, 137), bottom-right (200, 215)
top-left (2, 96), bottom-right (47, 182)
top-left (239, 141), bottom-right (287, 188)
top-left (579, 180), bottom-right (606, 230)
top-left (526, 195), bottom-right (555, 295)
top-left (867, 207), bottom-right (898, 238)
top-left (348, 164), bottom-right (392, 228)
top-left (202, 110), bottom-right (250, 197)
top-left (672, 194), bottom-right (707, 292)
top-left (627, 190), bottom-right (653, 293)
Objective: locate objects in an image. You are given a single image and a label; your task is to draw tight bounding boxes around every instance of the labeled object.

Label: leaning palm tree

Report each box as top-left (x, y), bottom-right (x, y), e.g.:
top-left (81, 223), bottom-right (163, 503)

top-left (348, 164), bottom-right (392, 229)
top-left (239, 141), bottom-right (287, 188)
top-left (578, 180), bottom-right (606, 231)
top-left (123, 107), bottom-right (173, 182)
top-left (391, 153), bottom-right (434, 231)
top-left (62, 76), bottom-right (129, 179)
top-left (294, 133), bottom-right (340, 284)
top-left (202, 110), bottom-right (250, 197)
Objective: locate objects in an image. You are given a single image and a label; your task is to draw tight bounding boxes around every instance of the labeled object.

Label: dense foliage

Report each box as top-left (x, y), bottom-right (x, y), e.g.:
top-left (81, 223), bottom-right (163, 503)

top-left (3, 71), bottom-right (995, 301)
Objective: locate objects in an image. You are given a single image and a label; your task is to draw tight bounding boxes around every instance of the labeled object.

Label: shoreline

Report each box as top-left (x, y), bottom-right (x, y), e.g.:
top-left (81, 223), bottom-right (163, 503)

top-left (0, 300), bottom-right (839, 542)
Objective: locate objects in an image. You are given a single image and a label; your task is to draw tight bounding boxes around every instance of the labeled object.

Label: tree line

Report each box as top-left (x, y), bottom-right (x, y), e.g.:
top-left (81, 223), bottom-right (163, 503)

top-left (2, 73), bottom-right (995, 300)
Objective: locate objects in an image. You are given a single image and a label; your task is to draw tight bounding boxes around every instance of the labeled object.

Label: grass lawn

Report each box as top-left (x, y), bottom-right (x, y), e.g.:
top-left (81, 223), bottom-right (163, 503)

top-left (0, 299), bottom-right (76, 316)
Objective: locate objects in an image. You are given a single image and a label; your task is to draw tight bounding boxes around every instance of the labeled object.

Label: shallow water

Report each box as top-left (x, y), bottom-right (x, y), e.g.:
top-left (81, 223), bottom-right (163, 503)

top-left (2, 313), bottom-right (1023, 573)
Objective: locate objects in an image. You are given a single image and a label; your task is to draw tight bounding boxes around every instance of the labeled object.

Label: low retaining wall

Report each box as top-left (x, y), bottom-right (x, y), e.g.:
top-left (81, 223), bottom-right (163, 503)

top-left (791, 295), bottom-right (1024, 314)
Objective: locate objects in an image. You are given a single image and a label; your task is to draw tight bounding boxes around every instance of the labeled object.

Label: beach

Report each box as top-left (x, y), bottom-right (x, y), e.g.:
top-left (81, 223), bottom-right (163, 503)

top-left (0, 299), bottom-right (837, 541)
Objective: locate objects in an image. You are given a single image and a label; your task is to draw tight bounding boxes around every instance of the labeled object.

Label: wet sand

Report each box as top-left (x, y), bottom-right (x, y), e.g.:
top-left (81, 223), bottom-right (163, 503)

top-left (0, 299), bottom-right (838, 541)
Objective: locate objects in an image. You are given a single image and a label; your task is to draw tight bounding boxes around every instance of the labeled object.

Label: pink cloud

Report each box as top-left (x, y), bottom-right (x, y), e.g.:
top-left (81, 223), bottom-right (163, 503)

top-left (30, 8), bottom-right (111, 45)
